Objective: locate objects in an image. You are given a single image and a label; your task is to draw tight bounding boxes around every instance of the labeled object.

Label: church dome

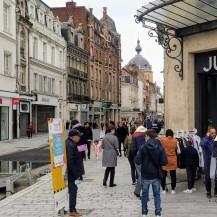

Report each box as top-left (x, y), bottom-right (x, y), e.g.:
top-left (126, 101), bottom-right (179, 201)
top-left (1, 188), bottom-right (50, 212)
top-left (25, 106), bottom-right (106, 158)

top-left (128, 40), bottom-right (151, 70)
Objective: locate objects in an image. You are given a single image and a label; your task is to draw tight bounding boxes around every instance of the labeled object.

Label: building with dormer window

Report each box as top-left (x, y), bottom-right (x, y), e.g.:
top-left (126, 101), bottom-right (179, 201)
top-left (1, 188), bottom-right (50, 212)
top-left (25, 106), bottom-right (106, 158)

top-left (27, 0), bottom-right (67, 133)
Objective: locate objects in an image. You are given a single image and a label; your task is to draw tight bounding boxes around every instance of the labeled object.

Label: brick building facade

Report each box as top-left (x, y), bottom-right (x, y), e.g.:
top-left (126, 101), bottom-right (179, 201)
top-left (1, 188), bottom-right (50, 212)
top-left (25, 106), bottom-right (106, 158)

top-left (52, 1), bottom-right (121, 126)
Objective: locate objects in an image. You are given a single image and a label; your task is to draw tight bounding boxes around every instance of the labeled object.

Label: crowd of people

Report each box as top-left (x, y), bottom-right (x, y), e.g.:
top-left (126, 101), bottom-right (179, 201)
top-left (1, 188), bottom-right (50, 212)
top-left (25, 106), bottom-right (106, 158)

top-left (65, 118), bottom-right (217, 217)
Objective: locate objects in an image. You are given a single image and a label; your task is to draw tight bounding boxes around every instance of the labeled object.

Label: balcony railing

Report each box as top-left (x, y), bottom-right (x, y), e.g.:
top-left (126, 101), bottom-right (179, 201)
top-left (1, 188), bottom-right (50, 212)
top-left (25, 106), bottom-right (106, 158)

top-left (67, 94), bottom-right (90, 102)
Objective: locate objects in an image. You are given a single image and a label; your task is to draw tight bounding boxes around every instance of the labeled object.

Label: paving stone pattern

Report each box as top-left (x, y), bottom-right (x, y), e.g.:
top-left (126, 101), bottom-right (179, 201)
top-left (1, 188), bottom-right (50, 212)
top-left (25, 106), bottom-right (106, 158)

top-left (0, 155), bottom-right (217, 217)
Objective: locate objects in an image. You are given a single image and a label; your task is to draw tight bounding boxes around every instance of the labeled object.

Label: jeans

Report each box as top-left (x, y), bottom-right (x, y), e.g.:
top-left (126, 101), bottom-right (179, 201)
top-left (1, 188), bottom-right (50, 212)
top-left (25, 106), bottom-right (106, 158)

top-left (87, 141), bottom-right (91, 159)
top-left (186, 166), bottom-right (197, 190)
top-left (142, 178), bottom-right (161, 216)
top-left (134, 164), bottom-right (141, 196)
top-left (204, 165), bottom-right (217, 194)
top-left (68, 180), bottom-right (78, 212)
top-left (128, 157), bottom-right (138, 183)
top-left (161, 170), bottom-right (176, 190)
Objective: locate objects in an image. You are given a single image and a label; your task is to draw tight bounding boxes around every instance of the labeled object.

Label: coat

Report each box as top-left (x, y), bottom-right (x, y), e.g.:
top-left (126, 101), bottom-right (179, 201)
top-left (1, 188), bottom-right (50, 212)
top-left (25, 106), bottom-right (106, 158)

top-left (101, 133), bottom-right (119, 167)
top-left (66, 138), bottom-right (84, 181)
top-left (124, 134), bottom-right (133, 158)
top-left (182, 145), bottom-right (199, 168)
top-left (160, 136), bottom-right (178, 171)
top-left (135, 138), bottom-right (168, 180)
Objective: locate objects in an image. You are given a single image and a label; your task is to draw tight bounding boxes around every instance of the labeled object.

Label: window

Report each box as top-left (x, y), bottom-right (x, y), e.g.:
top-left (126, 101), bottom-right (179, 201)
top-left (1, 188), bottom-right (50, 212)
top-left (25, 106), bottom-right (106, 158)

top-left (51, 47), bottom-right (55, 64)
top-left (48, 78), bottom-right (52, 93)
top-left (29, 4), bottom-right (35, 18)
top-left (39, 75), bottom-right (43, 92)
top-left (33, 37), bottom-right (38, 58)
top-left (33, 73), bottom-right (38, 90)
top-left (43, 76), bottom-right (47, 92)
top-left (52, 78), bottom-right (55, 94)
top-left (3, 2), bottom-right (10, 33)
top-left (59, 81), bottom-right (62, 96)
top-left (43, 42), bottom-right (47, 62)
top-left (39, 12), bottom-right (44, 24)
top-left (20, 31), bottom-right (25, 59)
top-left (20, 66), bottom-right (25, 85)
top-left (59, 50), bottom-right (62, 67)
top-left (4, 52), bottom-right (11, 75)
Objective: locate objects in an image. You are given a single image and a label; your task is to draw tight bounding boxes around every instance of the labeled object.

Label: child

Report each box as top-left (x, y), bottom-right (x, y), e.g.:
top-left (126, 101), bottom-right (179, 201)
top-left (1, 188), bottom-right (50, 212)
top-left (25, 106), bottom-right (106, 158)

top-left (93, 139), bottom-right (101, 160)
top-left (182, 140), bottom-right (199, 193)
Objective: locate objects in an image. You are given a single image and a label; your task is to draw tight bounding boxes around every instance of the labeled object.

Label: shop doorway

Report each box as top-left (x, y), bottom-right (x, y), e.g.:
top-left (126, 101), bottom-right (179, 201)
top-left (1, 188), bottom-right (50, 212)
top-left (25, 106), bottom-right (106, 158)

top-left (196, 74), bottom-right (217, 135)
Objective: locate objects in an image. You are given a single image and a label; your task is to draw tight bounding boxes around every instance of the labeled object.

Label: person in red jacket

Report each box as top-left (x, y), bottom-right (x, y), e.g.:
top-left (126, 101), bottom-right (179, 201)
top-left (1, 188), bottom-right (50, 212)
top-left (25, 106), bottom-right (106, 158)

top-left (27, 123), bottom-right (33, 139)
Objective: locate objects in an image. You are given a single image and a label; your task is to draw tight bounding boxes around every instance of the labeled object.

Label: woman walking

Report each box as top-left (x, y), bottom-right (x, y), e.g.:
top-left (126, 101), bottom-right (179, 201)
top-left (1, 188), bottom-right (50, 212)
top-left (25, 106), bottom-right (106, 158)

top-left (102, 125), bottom-right (119, 187)
top-left (160, 129), bottom-right (178, 194)
top-left (124, 126), bottom-right (138, 185)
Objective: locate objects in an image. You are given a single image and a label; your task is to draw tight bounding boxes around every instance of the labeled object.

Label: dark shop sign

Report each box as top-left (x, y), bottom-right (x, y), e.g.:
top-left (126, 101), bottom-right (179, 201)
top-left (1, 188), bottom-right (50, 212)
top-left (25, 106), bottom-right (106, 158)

top-left (195, 50), bottom-right (217, 74)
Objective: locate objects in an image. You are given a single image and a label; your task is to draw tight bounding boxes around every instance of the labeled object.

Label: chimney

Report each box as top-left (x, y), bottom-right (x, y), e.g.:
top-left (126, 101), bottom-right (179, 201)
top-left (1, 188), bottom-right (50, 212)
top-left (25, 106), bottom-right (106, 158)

top-left (89, 8), bottom-right (93, 15)
top-left (66, 0), bottom-right (76, 9)
top-left (103, 7), bottom-right (107, 18)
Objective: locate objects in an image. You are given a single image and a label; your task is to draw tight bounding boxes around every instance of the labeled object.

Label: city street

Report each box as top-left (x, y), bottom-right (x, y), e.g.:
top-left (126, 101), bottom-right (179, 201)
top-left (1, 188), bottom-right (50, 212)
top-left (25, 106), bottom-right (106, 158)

top-left (0, 153), bottom-right (216, 217)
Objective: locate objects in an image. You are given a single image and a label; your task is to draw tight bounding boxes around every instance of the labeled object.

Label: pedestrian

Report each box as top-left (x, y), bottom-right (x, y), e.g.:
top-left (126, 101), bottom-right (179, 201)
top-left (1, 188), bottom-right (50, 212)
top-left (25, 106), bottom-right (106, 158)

top-left (66, 129), bottom-right (84, 217)
top-left (93, 139), bottom-right (101, 160)
top-left (160, 129), bottom-right (178, 194)
top-left (200, 127), bottom-right (217, 198)
top-left (71, 120), bottom-right (87, 161)
top-left (133, 120), bottom-right (147, 198)
top-left (124, 126), bottom-right (138, 185)
top-left (84, 122), bottom-right (93, 160)
top-left (182, 140), bottom-right (199, 193)
top-left (151, 119), bottom-right (161, 134)
top-left (135, 129), bottom-right (168, 217)
top-left (26, 123), bottom-right (33, 139)
top-left (102, 125), bottom-right (119, 187)
top-left (66, 120), bottom-right (70, 130)
top-left (117, 121), bottom-right (128, 156)
top-left (144, 118), bottom-right (152, 129)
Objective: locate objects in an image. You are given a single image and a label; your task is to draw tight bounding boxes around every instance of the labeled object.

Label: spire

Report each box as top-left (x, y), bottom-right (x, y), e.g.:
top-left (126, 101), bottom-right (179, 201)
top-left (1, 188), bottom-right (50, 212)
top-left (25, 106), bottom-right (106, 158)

top-left (135, 39), bottom-right (142, 54)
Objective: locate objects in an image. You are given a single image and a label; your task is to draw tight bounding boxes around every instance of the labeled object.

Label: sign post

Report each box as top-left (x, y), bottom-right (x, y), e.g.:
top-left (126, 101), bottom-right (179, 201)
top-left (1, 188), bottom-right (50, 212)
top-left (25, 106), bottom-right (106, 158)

top-left (48, 118), bottom-right (68, 215)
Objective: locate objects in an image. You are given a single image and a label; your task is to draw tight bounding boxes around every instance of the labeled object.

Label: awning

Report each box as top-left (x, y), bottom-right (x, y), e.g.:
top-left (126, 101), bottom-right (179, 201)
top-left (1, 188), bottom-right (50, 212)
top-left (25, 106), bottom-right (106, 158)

top-left (136, 0), bottom-right (217, 36)
top-left (135, 0), bottom-right (217, 80)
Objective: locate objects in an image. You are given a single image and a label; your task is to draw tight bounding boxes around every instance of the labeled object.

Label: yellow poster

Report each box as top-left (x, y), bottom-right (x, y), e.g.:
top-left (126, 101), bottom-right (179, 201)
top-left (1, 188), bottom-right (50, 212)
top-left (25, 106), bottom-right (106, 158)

top-left (48, 118), bottom-right (68, 212)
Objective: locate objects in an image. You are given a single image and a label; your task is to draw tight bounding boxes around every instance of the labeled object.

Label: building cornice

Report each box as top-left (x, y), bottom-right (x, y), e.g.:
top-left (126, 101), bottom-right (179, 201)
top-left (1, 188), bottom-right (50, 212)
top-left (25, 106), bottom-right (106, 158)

top-left (0, 32), bottom-right (16, 44)
top-left (30, 58), bottom-right (66, 75)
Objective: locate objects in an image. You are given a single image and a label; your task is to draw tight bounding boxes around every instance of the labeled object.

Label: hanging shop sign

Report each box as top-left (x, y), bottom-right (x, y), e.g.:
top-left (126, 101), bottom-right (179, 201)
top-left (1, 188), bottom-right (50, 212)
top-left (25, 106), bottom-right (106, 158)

top-left (48, 118), bottom-right (68, 213)
top-left (12, 98), bottom-right (20, 105)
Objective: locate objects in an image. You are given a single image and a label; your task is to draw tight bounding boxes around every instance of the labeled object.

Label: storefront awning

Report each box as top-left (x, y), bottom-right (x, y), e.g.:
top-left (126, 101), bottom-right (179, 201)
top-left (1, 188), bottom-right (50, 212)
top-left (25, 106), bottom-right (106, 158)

top-left (136, 0), bottom-right (217, 36)
top-left (135, 0), bottom-right (217, 80)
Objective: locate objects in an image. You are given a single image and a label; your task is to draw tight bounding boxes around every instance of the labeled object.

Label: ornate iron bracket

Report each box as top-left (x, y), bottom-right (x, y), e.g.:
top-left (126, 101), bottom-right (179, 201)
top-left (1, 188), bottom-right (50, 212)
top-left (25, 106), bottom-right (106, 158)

top-left (135, 16), bottom-right (183, 80)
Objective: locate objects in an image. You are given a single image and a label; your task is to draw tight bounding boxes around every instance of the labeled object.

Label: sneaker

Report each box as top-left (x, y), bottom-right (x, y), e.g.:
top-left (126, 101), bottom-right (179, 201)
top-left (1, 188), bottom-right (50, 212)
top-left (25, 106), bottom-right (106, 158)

top-left (156, 216), bottom-right (161, 217)
top-left (192, 188), bottom-right (197, 192)
top-left (162, 190), bottom-right (166, 195)
top-left (142, 215), bottom-right (147, 217)
top-left (183, 189), bottom-right (192, 194)
top-left (171, 190), bottom-right (176, 195)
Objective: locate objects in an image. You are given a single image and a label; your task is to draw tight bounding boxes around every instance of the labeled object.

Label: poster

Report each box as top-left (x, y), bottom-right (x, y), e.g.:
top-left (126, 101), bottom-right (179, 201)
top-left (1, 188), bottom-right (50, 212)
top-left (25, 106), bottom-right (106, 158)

top-left (48, 118), bottom-right (68, 212)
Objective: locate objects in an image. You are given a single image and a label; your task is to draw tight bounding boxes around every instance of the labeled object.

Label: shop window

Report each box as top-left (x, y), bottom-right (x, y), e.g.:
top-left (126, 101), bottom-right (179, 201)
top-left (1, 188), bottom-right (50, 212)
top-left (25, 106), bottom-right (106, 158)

top-left (0, 107), bottom-right (9, 141)
top-left (4, 51), bottom-right (11, 75)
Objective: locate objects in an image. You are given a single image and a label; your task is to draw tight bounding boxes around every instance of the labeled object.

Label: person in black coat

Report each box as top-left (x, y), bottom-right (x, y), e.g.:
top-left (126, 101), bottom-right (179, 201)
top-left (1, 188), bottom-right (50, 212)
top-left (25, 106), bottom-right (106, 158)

top-left (116, 121), bottom-right (128, 156)
top-left (182, 140), bottom-right (199, 193)
top-left (66, 129), bottom-right (84, 217)
top-left (84, 122), bottom-right (93, 160)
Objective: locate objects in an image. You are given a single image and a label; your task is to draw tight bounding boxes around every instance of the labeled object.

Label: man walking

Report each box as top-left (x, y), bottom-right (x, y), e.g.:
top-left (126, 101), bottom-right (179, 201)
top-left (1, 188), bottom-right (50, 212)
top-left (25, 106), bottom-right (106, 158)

top-left (201, 127), bottom-right (217, 198)
top-left (66, 129), bottom-right (84, 217)
top-left (135, 129), bottom-right (168, 217)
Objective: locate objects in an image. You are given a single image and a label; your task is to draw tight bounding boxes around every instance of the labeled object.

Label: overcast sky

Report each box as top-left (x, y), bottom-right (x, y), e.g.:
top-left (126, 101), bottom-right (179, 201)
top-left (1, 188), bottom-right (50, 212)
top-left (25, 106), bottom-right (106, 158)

top-left (44, 0), bottom-right (164, 89)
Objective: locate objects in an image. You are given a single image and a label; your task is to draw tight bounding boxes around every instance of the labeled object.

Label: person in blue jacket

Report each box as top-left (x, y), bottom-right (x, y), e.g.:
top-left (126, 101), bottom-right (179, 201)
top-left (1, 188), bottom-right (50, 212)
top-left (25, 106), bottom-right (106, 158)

top-left (66, 129), bottom-right (84, 217)
top-left (200, 127), bottom-right (217, 198)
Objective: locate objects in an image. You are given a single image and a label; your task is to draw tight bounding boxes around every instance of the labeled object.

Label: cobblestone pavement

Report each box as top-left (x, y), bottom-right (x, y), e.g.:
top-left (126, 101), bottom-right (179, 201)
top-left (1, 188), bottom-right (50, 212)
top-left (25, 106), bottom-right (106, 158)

top-left (0, 155), bottom-right (217, 217)
top-left (0, 134), bottom-right (49, 157)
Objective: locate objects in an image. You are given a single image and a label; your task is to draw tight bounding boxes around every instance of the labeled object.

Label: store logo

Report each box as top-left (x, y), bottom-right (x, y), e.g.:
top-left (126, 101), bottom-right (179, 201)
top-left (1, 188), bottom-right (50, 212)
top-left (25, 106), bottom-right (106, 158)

top-left (203, 56), bottom-right (217, 72)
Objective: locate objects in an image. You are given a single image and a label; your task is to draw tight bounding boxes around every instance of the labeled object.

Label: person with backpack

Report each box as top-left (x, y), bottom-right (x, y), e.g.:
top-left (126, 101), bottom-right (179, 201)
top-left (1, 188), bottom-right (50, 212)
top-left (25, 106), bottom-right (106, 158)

top-left (124, 126), bottom-right (137, 185)
top-left (135, 129), bottom-right (168, 217)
